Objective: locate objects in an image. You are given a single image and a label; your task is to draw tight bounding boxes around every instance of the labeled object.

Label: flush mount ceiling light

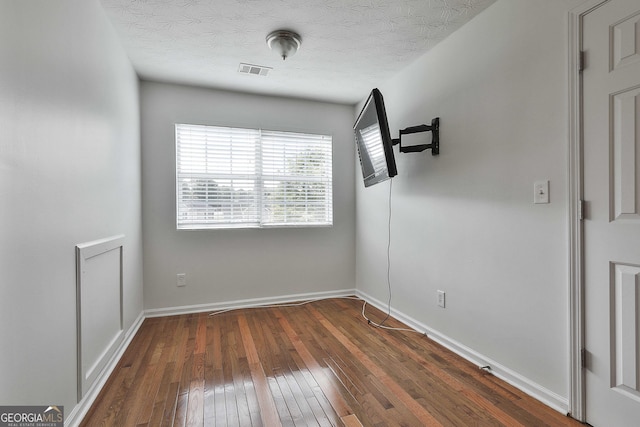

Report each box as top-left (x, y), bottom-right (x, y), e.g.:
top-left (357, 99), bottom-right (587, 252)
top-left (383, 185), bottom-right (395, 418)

top-left (266, 30), bottom-right (302, 60)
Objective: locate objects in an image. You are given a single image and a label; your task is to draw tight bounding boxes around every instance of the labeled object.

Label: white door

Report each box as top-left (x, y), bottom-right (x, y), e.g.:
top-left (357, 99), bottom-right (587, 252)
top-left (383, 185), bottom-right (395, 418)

top-left (583, 0), bottom-right (640, 426)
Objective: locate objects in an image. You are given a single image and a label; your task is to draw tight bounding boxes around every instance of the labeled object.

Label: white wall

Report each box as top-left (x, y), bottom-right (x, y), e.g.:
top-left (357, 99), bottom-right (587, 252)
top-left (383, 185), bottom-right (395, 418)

top-left (0, 0), bottom-right (143, 414)
top-left (356, 0), bottom-right (581, 401)
top-left (140, 82), bottom-right (355, 310)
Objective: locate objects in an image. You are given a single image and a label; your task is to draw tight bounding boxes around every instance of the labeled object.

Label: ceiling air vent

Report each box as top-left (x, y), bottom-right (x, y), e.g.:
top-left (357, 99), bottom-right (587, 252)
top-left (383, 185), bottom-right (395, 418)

top-left (238, 63), bottom-right (272, 76)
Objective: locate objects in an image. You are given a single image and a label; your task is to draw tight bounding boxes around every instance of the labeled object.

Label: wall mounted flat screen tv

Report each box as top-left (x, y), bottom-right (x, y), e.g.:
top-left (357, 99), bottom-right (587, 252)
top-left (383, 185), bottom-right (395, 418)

top-left (354, 88), bottom-right (397, 187)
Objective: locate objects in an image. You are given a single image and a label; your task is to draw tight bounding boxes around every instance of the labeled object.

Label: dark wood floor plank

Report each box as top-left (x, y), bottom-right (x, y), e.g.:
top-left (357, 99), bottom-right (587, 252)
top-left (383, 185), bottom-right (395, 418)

top-left (514, 396), bottom-right (579, 427)
top-left (114, 320), bottom-right (169, 426)
top-left (206, 314), bottom-right (226, 427)
top-left (233, 320), bottom-right (262, 427)
top-left (228, 326), bottom-right (253, 427)
top-left (220, 315), bottom-right (240, 427)
top-left (325, 305), bottom-right (495, 426)
top-left (187, 314), bottom-right (213, 426)
top-left (159, 382), bottom-right (180, 427)
top-left (185, 378), bottom-right (205, 427)
top-left (203, 317), bottom-right (217, 427)
top-left (274, 368), bottom-right (307, 426)
top-left (131, 322), bottom-right (167, 424)
top-left (341, 414), bottom-right (363, 427)
top-left (81, 297), bottom-right (584, 427)
top-left (148, 362), bottom-right (177, 426)
top-left (273, 323), bottom-right (321, 426)
top-left (238, 313), bottom-right (279, 427)
top-left (146, 318), bottom-right (185, 425)
top-left (322, 299), bottom-right (530, 426)
top-left (307, 304), bottom-right (444, 426)
top-left (259, 310), bottom-right (299, 425)
top-left (174, 317), bottom-right (197, 427)
top-left (289, 365), bottom-right (335, 427)
top-left (164, 317), bottom-right (192, 427)
top-left (79, 319), bottom-right (157, 426)
top-left (276, 308), bottom-right (354, 420)
top-left (319, 323), bottom-right (433, 424)
top-left (173, 392), bottom-right (189, 427)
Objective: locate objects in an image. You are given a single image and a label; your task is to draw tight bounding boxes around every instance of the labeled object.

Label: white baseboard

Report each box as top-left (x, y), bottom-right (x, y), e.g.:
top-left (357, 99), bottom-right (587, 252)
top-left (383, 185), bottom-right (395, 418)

top-left (65, 311), bottom-right (145, 427)
top-left (144, 288), bottom-right (357, 318)
top-left (356, 289), bottom-right (569, 415)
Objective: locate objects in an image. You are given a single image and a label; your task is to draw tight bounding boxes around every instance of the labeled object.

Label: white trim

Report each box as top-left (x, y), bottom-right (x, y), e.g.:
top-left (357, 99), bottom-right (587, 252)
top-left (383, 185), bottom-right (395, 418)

top-left (65, 311), bottom-right (145, 427)
top-left (568, 4), bottom-right (585, 420)
top-left (75, 235), bottom-right (125, 401)
top-left (356, 289), bottom-right (569, 415)
top-left (567, 0), bottom-right (610, 422)
top-left (144, 288), bottom-right (357, 318)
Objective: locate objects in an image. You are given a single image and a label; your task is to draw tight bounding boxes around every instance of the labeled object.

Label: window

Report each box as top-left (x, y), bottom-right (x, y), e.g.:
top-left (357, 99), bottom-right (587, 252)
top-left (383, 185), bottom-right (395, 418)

top-left (176, 124), bottom-right (333, 229)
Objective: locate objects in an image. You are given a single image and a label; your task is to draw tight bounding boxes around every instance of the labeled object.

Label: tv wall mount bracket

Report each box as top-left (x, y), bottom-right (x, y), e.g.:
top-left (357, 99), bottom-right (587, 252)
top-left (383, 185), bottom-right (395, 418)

top-left (392, 117), bottom-right (439, 155)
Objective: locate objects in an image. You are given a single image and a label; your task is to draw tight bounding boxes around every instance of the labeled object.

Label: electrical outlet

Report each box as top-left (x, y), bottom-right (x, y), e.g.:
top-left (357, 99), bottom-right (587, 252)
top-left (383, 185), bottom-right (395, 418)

top-left (177, 273), bottom-right (186, 287)
top-left (437, 290), bottom-right (445, 308)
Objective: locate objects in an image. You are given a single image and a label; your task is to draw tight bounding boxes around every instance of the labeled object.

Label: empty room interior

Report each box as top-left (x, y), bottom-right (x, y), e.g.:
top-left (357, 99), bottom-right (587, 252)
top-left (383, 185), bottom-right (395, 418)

top-left (2, 0), bottom-right (640, 425)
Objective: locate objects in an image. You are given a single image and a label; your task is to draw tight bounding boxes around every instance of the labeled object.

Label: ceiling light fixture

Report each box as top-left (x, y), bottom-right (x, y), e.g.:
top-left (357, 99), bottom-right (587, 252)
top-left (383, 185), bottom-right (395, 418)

top-left (266, 30), bottom-right (302, 61)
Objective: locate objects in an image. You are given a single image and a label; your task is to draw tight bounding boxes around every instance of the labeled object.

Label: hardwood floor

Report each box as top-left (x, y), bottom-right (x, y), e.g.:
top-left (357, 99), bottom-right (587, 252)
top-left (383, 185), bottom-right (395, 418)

top-left (81, 298), bottom-right (583, 426)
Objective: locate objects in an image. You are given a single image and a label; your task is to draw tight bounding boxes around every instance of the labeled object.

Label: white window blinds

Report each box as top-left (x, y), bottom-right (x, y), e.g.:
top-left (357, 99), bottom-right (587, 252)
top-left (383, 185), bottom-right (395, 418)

top-left (176, 124), bottom-right (333, 229)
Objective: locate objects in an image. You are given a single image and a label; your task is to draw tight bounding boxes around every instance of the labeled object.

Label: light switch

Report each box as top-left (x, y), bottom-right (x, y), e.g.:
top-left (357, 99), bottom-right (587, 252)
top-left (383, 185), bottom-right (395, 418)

top-left (534, 180), bottom-right (549, 204)
top-left (437, 290), bottom-right (446, 308)
top-left (177, 273), bottom-right (186, 287)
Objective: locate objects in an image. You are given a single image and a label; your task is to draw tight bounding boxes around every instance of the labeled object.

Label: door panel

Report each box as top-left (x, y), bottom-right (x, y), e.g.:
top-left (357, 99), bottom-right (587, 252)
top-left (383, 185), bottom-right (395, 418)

top-left (583, 1), bottom-right (640, 426)
top-left (611, 86), bottom-right (640, 221)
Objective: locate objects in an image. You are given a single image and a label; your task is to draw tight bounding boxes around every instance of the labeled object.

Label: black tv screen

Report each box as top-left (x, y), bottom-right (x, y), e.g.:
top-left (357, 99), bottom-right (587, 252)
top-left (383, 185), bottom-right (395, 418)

top-left (354, 89), bottom-right (397, 187)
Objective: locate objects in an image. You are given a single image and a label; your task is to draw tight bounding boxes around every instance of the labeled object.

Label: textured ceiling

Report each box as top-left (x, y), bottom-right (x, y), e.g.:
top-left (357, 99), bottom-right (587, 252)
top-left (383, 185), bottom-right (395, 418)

top-left (100, 0), bottom-right (496, 104)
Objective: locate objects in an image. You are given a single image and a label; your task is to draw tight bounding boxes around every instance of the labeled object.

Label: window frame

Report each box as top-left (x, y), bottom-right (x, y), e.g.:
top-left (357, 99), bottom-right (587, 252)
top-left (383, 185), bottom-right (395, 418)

top-left (175, 123), bottom-right (333, 230)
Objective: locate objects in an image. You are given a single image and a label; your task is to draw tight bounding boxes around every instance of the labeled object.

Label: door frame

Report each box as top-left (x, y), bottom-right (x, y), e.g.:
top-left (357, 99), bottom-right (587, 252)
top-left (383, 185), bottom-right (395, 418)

top-left (567, 0), bottom-right (611, 422)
